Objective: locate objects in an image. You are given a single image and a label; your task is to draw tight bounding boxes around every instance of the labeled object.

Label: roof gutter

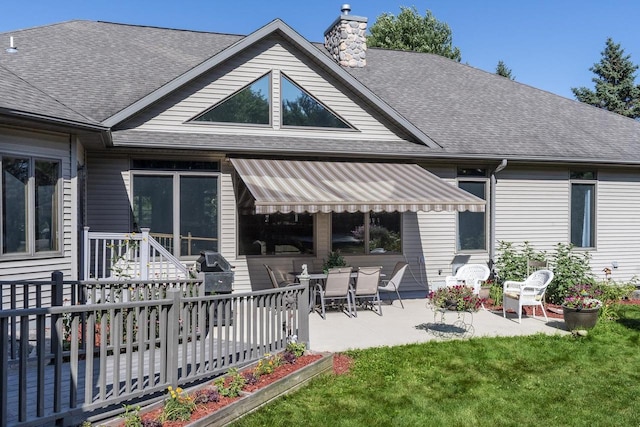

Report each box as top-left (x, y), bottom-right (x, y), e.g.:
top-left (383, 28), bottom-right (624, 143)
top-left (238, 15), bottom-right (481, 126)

top-left (489, 159), bottom-right (508, 272)
top-left (0, 109), bottom-right (107, 132)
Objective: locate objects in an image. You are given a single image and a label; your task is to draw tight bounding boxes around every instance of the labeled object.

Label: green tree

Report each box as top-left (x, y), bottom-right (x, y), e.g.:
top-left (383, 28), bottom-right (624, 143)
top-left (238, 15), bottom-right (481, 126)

top-left (367, 6), bottom-right (461, 62)
top-left (571, 37), bottom-right (640, 119)
top-left (496, 60), bottom-right (515, 80)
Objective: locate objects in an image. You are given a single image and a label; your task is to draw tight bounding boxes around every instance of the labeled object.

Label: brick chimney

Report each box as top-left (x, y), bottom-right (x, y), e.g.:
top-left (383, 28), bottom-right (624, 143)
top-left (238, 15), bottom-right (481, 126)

top-left (324, 4), bottom-right (367, 68)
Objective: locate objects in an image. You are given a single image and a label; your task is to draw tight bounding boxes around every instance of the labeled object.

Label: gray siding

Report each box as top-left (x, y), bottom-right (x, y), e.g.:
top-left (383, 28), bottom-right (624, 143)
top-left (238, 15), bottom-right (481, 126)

top-left (124, 35), bottom-right (406, 143)
top-left (86, 154), bottom-right (132, 233)
top-left (592, 169), bottom-right (640, 280)
top-left (494, 167), bottom-right (569, 252)
top-left (0, 127), bottom-right (74, 280)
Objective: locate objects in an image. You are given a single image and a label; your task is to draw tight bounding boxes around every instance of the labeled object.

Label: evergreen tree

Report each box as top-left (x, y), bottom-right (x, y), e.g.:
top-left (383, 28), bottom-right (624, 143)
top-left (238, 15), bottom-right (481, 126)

top-left (496, 60), bottom-right (515, 80)
top-left (571, 38), bottom-right (640, 119)
top-left (367, 6), bottom-right (461, 62)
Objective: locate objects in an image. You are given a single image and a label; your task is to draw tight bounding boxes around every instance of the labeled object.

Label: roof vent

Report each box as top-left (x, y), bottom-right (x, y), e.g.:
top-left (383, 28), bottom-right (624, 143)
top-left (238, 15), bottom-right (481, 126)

top-left (6, 36), bottom-right (17, 53)
top-left (341, 4), bottom-right (351, 15)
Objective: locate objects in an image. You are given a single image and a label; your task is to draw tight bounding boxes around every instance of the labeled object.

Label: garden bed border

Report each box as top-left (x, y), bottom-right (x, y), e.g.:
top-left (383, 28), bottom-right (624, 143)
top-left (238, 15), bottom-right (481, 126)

top-left (99, 352), bottom-right (334, 427)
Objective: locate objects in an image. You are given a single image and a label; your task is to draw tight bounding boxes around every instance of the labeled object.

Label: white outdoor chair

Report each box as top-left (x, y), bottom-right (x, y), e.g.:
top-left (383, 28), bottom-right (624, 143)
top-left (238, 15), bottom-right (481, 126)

top-left (314, 267), bottom-right (354, 319)
top-left (352, 266), bottom-right (383, 316)
top-left (502, 269), bottom-right (554, 323)
top-left (445, 263), bottom-right (490, 294)
top-left (378, 261), bottom-right (408, 308)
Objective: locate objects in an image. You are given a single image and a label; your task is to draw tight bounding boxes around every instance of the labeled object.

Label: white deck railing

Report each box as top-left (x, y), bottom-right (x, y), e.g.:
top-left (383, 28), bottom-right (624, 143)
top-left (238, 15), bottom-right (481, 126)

top-left (83, 227), bottom-right (191, 280)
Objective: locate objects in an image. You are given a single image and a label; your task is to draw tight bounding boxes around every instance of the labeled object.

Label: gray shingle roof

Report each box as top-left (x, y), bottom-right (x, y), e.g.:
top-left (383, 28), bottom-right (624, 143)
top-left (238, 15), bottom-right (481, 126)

top-left (1, 21), bottom-right (241, 122)
top-left (111, 129), bottom-right (430, 158)
top-left (346, 49), bottom-right (640, 163)
top-left (2, 19), bottom-right (640, 163)
top-left (0, 63), bottom-right (96, 125)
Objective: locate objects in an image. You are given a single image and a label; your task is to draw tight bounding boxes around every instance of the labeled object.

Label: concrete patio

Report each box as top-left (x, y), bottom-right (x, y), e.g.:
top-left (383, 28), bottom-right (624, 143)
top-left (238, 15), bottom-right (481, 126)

top-left (308, 293), bottom-right (569, 352)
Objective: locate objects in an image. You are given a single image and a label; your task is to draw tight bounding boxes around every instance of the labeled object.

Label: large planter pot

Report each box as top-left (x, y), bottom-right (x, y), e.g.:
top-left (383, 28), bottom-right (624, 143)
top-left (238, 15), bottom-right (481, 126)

top-left (562, 306), bottom-right (600, 330)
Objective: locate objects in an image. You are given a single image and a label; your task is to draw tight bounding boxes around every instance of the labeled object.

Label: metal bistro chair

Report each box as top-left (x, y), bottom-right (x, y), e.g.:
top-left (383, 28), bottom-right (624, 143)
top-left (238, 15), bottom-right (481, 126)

top-left (377, 261), bottom-right (408, 308)
top-left (352, 266), bottom-right (383, 316)
top-left (314, 267), bottom-right (354, 319)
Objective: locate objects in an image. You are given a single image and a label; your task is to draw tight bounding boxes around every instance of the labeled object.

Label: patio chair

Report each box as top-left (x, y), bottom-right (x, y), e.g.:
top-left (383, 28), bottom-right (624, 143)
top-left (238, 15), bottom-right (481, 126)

top-left (352, 266), bottom-right (383, 316)
top-left (445, 263), bottom-right (490, 294)
top-left (264, 264), bottom-right (295, 288)
top-left (377, 261), bottom-right (408, 308)
top-left (314, 267), bottom-right (354, 319)
top-left (502, 269), bottom-right (554, 323)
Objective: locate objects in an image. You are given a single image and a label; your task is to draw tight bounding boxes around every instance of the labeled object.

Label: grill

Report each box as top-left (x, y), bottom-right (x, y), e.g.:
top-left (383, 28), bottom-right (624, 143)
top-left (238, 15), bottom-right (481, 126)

top-left (195, 251), bottom-right (234, 294)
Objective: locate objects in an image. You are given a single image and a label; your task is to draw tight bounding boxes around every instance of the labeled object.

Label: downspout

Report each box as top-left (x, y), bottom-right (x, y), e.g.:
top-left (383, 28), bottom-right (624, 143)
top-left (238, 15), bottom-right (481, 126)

top-left (489, 159), bottom-right (508, 273)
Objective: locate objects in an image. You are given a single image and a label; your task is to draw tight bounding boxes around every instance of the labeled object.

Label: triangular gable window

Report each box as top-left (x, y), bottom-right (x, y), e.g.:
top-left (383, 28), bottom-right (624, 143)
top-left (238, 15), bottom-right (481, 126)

top-left (193, 74), bottom-right (270, 125)
top-left (281, 74), bottom-right (352, 129)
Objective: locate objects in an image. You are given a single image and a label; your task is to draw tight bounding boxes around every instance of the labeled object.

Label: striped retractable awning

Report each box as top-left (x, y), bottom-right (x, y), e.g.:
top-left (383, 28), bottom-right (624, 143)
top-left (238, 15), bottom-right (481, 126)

top-left (230, 158), bottom-right (486, 214)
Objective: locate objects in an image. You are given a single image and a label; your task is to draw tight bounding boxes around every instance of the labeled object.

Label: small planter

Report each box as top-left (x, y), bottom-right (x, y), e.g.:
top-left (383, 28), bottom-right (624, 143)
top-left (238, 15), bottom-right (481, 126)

top-left (562, 306), bottom-right (600, 330)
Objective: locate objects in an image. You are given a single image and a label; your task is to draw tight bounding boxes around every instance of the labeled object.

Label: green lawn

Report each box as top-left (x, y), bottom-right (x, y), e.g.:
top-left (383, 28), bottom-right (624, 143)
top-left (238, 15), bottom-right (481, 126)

top-left (232, 305), bottom-right (640, 426)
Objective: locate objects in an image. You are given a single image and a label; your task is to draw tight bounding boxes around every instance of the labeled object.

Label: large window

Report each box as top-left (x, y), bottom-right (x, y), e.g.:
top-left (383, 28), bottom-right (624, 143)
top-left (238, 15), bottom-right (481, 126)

top-left (281, 74), bottom-right (352, 129)
top-left (192, 74), bottom-right (270, 125)
top-left (238, 212), bottom-right (314, 256)
top-left (2, 156), bottom-right (60, 256)
top-left (132, 167), bottom-right (219, 258)
top-left (570, 171), bottom-right (596, 248)
top-left (457, 168), bottom-right (487, 251)
top-left (332, 212), bottom-right (401, 255)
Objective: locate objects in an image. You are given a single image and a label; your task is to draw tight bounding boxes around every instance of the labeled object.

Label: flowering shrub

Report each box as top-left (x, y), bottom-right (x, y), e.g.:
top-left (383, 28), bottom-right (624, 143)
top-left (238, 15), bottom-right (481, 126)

top-left (254, 353), bottom-right (283, 376)
top-left (161, 386), bottom-right (195, 422)
top-left (562, 284), bottom-right (603, 310)
top-left (429, 285), bottom-right (483, 312)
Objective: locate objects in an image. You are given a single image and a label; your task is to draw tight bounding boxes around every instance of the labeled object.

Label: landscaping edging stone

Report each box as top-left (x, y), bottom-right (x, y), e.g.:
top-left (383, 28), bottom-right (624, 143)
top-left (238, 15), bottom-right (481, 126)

top-left (100, 352), bottom-right (334, 427)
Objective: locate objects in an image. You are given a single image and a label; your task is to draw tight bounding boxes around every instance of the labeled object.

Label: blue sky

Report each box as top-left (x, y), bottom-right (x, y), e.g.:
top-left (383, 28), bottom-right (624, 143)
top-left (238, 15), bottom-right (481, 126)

top-left (1, 1), bottom-right (639, 100)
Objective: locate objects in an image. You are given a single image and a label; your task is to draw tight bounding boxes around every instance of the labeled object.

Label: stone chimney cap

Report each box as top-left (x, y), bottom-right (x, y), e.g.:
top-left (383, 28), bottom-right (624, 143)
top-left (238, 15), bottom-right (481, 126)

top-left (341, 4), bottom-right (351, 15)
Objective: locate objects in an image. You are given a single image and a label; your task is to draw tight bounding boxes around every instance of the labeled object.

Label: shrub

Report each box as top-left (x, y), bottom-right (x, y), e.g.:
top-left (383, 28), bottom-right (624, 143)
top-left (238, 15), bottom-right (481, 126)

top-left (214, 368), bottom-right (246, 398)
top-left (494, 241), bottom-right (546, 283)
top-left (286, 341), bottom-right (306, 358)
top-left (121, 405), bottom-right (142, 427)
top-left (322, 250), bottom-right (347, 271)
top-left (161, 386), bottom-right (196, 422)
top-left (254, 353), bottom-right (283, 376)
top-left (193, 388), bottom-right (220, 404)
top-left (547, 243), bottom-right (594, 304)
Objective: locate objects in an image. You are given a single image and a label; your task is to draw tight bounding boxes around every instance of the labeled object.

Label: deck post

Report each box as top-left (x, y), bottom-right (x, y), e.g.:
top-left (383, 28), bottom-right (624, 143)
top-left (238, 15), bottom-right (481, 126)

top-left (83, 226), bottom-right (90, 280)
top-left (166, 288), bottom-right (181, 389)
top-left (140, 228), bottom-right (150, 280)
top-left (297, 275), bottom-right (311, 348)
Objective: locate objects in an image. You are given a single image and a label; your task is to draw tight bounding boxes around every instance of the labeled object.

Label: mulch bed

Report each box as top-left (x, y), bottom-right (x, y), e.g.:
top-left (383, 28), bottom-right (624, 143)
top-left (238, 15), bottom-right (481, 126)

top-left (130, 352), bottom-right (353, 427)
top-left (483, 298), bottom-right (640, 318)
top-left (483, 299), bottom-right (564, 318)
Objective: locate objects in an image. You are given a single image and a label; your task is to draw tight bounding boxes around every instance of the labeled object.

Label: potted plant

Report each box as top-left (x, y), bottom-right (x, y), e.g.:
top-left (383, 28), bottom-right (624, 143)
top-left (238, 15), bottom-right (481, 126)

top-left (322, 250), bottom-right (347, 273)
top-left (428, 285), bottom-right (483, 312)
top-left (562, 284), bottom-right (603, 330)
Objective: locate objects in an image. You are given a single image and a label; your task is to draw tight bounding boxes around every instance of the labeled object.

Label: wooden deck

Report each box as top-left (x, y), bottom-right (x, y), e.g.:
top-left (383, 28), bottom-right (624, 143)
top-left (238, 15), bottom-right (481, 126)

top-left (4, 332), bottom-right (274, 426)
top-left (1, 280), bottom-right (309, 427)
